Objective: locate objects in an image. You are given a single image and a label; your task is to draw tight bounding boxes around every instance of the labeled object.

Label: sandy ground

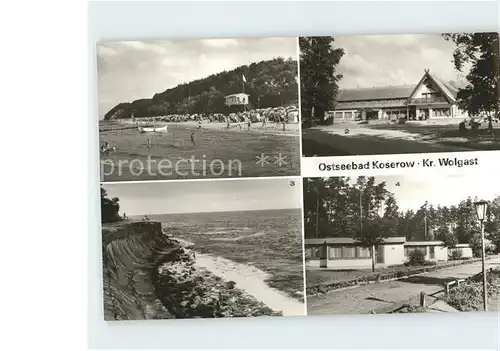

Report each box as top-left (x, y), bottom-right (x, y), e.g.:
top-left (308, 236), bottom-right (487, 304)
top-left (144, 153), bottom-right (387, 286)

top-left (115, 119), bottom-right (301, 136)
top-left (193, 253), bottom-right (305, 317)
top-left (168, 121), bottom-right (300, 136)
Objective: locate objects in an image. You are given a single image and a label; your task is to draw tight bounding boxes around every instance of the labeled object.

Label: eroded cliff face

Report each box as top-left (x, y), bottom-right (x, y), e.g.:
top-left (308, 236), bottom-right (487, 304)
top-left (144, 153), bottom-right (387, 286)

top-left (102, 220), bottom-right (178, 320)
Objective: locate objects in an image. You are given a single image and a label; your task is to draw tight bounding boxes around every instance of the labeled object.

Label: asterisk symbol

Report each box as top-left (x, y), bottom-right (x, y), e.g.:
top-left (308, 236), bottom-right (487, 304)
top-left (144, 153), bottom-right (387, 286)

top-left (273, 153), bottom-right (288, 167)
top-left (255, 153), bottom-right (269, 167)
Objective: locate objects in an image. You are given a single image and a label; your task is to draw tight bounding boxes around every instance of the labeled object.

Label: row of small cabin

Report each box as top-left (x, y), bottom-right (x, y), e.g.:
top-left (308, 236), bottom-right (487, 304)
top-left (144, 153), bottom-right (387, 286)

top-left (305, 237), bottom-right (473, 270)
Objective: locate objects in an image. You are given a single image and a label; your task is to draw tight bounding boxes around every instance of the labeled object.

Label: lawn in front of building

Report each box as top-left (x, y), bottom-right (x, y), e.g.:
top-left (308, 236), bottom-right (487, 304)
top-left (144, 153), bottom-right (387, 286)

top-left (303, 120), bottom-right (500, 156)
top-left (306, 260), bottom-right (463, 287)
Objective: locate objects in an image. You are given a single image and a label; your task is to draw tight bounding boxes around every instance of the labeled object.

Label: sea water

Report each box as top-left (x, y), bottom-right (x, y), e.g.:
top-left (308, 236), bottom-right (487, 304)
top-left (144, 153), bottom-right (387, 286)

top-left (149, 209), bottom-right (305, 306)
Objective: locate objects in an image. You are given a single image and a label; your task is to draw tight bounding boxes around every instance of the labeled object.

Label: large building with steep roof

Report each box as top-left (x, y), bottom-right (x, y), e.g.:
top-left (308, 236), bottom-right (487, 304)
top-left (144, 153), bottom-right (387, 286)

top-left (331, 69), bottom-right (468, 121)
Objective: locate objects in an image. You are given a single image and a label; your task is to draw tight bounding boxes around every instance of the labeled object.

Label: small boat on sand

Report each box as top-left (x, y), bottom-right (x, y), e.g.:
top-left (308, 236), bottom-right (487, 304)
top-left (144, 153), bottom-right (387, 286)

top-left (137, 124), bottom-right (168, 133)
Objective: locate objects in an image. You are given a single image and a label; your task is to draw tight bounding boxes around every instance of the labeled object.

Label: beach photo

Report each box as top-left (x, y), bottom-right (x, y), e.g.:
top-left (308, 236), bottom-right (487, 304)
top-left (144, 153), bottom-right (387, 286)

top-left (303, 175), bottom-right (500, 315)
top-left (97, 38), bottom-right (301, 181)
top-left (101, 177), bottom-right (305, 320)
top-left (299, 33), bottom-right (499, 156)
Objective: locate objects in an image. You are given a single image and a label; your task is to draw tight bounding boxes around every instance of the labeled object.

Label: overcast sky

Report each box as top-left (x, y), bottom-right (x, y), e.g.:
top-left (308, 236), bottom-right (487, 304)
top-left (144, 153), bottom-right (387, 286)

top-left (97, 37), bottom-right (297, 118)
top-left (102, 178), bottom-right (301, 216)
top-left (351, 174), bottom-right (500, 213)
top-left (333, 34), bottom-right (469, 89)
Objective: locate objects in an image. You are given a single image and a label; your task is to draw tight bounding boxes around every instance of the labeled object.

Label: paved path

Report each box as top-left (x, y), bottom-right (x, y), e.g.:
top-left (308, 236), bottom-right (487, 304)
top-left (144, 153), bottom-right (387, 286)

top-left (307, 257), bottom-right (500, 315)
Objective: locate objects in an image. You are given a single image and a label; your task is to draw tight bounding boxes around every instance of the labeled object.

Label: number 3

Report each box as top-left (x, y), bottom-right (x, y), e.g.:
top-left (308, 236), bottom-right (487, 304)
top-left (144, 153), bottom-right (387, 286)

top-left (290, 181), bottom-right (295, 187)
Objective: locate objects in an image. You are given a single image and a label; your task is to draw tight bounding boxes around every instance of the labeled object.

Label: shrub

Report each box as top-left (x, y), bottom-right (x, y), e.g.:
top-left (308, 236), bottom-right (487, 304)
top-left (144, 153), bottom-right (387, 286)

top-left (407, 250), bottom-right (426, 266)
top-left (446, 270), bottom-right (500, 311)
top-left (450, 250), bottom-right (462, 261)
top-left (101, 187), bottom-right (121, 223)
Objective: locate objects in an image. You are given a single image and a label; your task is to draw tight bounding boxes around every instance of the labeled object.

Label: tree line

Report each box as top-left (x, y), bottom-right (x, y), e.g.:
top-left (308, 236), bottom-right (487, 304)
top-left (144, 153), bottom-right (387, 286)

top-left (303, 177), bottom-right (500, 256)
top-left (105, 57), bottom-right (298, 119)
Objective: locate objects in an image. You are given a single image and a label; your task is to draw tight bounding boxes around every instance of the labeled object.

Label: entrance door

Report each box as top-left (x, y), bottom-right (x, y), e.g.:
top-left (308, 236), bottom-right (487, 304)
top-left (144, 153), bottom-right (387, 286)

top-left (429, 246), bottom-right (435, 259)
top-left (376, 245), bottom-right (385, 264)
top-left (319, 244), bottom-right (327, 268)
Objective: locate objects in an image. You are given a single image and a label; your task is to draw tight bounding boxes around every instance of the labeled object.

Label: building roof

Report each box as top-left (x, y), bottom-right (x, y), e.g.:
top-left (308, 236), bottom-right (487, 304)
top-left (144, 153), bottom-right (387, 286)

top-left (336, 70), bottom-right (461, 104)
top-left (404, 241), bottom-right (444, 246)
top-left (305, 237), bottom-right (406, 245)
top-left (337, 85), bottom-right (416, 102)
top-left (454, 243), bottom-right (472, 248)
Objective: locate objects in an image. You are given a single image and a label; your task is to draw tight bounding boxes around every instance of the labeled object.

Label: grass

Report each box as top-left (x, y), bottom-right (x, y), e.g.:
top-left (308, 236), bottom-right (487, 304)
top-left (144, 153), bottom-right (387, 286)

top-left (306, 261), bottom-right (443, 286)
top-left (445, 268), bottom-right (500, 311)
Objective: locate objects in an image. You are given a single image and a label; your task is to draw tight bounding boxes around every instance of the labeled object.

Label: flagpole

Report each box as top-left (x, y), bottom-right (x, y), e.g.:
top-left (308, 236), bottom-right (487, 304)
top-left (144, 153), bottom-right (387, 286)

top-left (242, 74), bottom-right (245, 112)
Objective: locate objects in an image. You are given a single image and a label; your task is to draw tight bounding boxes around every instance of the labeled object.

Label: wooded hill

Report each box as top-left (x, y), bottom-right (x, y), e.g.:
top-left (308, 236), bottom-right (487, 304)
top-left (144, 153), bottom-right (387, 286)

top-left (104, 57), bottom-right (298, 120)
top-left (303, 177), bottom-right (500, 255)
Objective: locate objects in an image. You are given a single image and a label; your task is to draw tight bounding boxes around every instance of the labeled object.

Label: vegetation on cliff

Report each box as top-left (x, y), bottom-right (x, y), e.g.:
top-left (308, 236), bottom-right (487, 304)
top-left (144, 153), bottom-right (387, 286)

top-left (104, 57), bottom-right (298, 119)
top-left (100, 187), bottom-right (121, 223)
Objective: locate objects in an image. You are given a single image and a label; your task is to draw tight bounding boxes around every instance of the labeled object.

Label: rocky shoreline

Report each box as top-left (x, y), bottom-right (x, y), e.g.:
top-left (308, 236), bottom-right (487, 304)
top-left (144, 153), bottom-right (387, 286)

top-left (103, 220), bottom-right (282, 320)
top-left (154, 242), bottom-right (282, 318)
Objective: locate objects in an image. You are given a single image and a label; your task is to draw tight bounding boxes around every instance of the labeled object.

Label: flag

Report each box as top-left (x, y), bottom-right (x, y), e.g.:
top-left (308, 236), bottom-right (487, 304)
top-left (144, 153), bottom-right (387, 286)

top-left (242, 74), bottom-right (247, 83)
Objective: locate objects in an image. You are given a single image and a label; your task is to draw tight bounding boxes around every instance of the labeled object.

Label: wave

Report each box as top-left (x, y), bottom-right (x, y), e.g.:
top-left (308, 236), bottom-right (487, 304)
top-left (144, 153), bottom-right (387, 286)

top-left (203, 227), bottom-right (252, 235)
top-left (212, 231), bottom-right (267, 242)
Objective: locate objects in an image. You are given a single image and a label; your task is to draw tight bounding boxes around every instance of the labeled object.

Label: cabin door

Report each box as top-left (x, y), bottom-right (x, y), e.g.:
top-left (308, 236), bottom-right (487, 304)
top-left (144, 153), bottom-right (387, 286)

top-left (376, 245), bottom-right (385, 264)
top-left (319, 244), bottom-right (327, 268)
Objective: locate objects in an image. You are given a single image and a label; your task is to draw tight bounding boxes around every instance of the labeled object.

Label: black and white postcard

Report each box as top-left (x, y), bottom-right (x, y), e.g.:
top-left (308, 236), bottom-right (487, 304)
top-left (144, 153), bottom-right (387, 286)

top-left (95, 33), bottom-right (500, 321)
top-left (300, 33), bottom-right (499, 156)
top-left (101, 178), bottom-right (305, 320)
top-left (98, 38), bottom-right (301, 181)
top-left (303, 174), bottom-right (500, 314)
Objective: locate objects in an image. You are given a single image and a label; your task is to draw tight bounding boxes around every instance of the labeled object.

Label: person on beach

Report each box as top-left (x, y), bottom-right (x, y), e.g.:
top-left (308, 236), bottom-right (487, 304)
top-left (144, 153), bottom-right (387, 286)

top-left (247, 119), bottom-right (251, 131)
top-left (197, 119), bottom-right (202, 130)
top-left (147, 138), bottom-right (152, 149)
top-left (282, 119), bottom-right (286, 132)
top-left (101, 142), bottom-right (109, 152)
top-left (226, 120), bottom-right (230, 130)
top-left (190, 131), bottom-right (196, 146)
top-left (262, 117), bottom-right (267, 129)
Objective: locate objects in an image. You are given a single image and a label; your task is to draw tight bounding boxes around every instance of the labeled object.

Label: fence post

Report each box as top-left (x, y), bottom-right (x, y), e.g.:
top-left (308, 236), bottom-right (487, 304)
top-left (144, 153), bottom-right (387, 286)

top-left (420, 291), bottom-right (426, 308)
top-left (445, 282), bottom-right (450, 296)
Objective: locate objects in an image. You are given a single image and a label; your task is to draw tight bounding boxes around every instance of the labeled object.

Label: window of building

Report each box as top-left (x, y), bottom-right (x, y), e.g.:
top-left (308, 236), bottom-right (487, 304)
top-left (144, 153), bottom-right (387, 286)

top-left (405, 246), bottom-right (427, 256)
top-left (344, 111), bottom-right (353, 119)
top-left (334, 112), bottom-right (343, 119)
top-left (329, 247), bottom-right (342, 259)
top-left (307, 246), bottom-right (323, 259)
top-left (356, 247), bottom-right (371, 258)
top-left (341, 246), bottom-right (356, 259)
top-left (429, 246), bottom-right (435, 259)
top-left (432, 108), bottom-right (450, 117)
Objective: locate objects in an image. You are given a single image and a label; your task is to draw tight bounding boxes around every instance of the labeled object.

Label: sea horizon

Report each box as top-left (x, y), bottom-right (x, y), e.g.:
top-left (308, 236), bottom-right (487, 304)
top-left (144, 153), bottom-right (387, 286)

top-left (129, 207), bottom-right (301, 217)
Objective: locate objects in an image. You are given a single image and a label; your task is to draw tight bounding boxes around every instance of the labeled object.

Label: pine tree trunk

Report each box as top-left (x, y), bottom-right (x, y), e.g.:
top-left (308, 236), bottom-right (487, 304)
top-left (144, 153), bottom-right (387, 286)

top-left (371, 245), bottom-right (376, 272)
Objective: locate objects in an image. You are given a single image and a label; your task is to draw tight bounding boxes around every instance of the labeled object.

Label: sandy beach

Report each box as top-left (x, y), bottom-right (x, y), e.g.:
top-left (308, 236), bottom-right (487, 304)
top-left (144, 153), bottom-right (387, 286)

top-left (110, 119), bottom-right (300, 137)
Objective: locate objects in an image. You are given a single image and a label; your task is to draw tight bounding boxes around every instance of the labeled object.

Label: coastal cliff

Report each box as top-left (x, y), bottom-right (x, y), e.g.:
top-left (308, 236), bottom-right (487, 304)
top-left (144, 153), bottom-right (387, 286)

top-left (102, 220), bottom-right (281, 320)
